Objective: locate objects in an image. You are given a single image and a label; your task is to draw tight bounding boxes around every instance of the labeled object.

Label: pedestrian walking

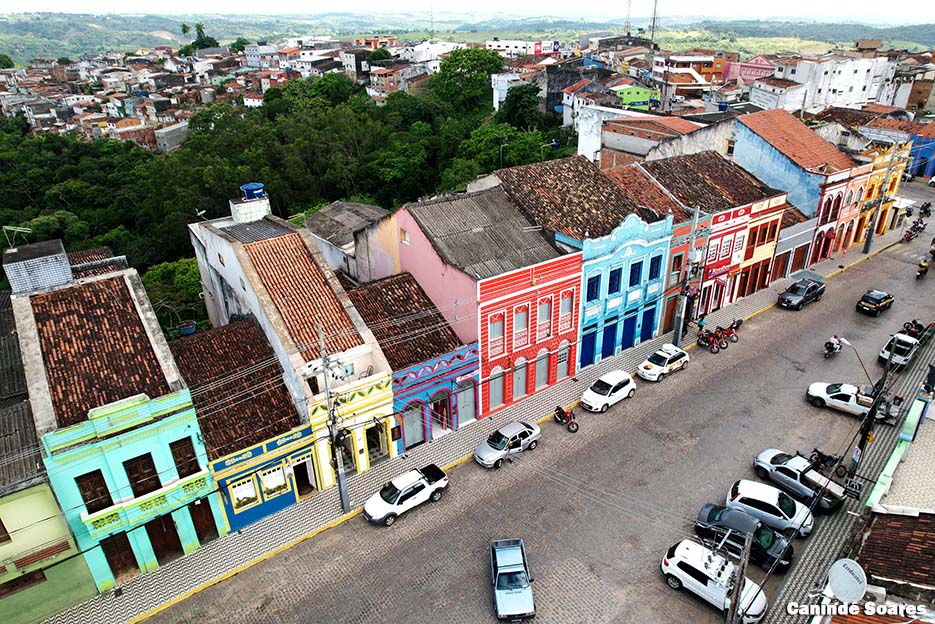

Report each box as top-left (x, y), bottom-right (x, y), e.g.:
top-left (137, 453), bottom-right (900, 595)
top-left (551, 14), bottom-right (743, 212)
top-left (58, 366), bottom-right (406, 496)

top-left (697, 314), bottom-right (707, 332)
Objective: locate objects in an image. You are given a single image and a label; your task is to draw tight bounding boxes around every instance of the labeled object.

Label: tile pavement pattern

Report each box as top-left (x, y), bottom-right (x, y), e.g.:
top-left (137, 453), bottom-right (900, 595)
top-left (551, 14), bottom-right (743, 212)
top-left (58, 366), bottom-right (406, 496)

top-left (44, 229), bottom-right (903, 624)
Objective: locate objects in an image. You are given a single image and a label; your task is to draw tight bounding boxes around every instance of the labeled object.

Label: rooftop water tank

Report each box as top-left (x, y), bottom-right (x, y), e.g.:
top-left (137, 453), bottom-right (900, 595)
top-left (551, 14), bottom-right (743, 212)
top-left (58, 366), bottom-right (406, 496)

top-left (240, 182), bottom-right (265, 201)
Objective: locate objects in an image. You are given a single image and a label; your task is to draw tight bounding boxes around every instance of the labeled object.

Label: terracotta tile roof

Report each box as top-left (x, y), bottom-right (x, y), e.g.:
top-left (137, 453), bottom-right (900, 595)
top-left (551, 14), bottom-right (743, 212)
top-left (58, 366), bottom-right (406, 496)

top-left (857, 512), bottom-right (935, 589)
top-left (811, 106), bottom-right (880, 129)
top-left (868, 117), bottom-right (935, 139)
top-left (606, 116), bottom-right (700, 136)
top-left (66, 247), bottom-right (111, 265)
top-left (738, 109), bottom-right (856, 172)
top-left (671, 106), bottom-right (707, 116)
top-left (495, 156), bottom-right (658, 239)
top-left (603, 165), bottom-right (689, 222)
top-left (30, 275), bottom-right (171, 429)
top-left (830, 614), bottom-right (907, 624)
top-left (641, 151), bottom-right (779, 212)
top-left (781, 205), bottom-right (810, 229)
top-left (863, 103), bottom-right (900, 114)
top-left (66, 246), bottom-right (128, 279)
top-left (347, 273), bottom-right (462, 371)
top-left (169, 318), bottom-right (299, 460)
top-left (755, 76), bottom-right (798, 88)
top-left (562, 78), bottom-right (592, 95)
top-left (244, 233), bottom-right (363, 361)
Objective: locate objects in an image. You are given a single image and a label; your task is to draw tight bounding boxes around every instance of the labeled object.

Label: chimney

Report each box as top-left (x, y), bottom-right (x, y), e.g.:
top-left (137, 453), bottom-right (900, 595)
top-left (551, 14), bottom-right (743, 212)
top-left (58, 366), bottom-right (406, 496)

top-left (230, 182), bottom-right (272, 224)
top-left (2, 239), bottom-right (74, 294)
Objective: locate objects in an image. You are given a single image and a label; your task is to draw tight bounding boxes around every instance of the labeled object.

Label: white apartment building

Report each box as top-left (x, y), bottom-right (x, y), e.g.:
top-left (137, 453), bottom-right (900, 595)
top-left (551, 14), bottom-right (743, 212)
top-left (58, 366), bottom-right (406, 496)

top-left (486, 39), bottom-right (560, 58)
top-left (771, 54), bottom-right (898, 111)
top-left (245, 42), bottom-right (279, 69)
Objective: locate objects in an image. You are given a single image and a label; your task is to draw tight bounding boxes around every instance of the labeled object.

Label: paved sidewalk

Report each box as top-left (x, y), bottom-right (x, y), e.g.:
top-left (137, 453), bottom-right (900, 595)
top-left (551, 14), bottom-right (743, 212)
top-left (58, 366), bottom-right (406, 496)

top-left (44, 229), bottom-right (904, 624)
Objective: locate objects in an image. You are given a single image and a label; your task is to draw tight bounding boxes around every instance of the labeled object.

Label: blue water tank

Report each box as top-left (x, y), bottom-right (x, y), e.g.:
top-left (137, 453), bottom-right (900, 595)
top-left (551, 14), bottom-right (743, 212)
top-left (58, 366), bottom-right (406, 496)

top-left (718, 103), bottom-right (729, 111)
top-left (240, 182), bottom-right (265, 200)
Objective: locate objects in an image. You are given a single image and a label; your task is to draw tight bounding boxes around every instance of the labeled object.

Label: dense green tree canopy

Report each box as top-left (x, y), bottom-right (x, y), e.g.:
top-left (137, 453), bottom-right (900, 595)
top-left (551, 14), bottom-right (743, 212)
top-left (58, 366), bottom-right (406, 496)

top-left (0, 53), bottom-right (13, 69)
top-left (367, 48), bottom-right (392, 62)
top-left (229, 37), bottom-right (252, 54)
top-left (495, 84), bottom-right (551, 131)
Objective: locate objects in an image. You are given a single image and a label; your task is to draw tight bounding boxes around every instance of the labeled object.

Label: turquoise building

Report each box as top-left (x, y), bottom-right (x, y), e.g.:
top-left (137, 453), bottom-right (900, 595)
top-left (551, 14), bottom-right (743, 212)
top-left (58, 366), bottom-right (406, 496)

top-left (571, 213), bottom-right (673, 367)
top-left (5, 241), bottom-right (225, 592)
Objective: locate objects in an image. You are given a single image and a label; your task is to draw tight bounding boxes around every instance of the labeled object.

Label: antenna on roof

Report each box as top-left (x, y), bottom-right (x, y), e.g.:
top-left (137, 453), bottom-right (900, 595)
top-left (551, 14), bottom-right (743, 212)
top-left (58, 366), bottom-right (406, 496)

top-left (3, 225), bottom-right (32, 248)
top-left (195, 209), bottom-right (207, 221)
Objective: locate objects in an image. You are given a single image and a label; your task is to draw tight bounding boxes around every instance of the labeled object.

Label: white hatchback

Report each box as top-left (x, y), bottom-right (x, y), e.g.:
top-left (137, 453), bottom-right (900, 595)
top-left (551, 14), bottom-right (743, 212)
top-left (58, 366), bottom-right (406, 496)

top-left (661, 539), bottom-right (768, 623)
top-left (580, 370), bottom-right (635, 412)
top-left (727, 479), bottom-right (814, 537)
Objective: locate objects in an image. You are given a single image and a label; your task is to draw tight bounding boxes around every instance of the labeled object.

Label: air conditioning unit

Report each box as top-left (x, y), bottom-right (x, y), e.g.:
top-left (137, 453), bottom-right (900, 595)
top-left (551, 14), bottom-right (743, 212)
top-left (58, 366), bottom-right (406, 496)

top-left (864, 585), bottom-right (886, 603)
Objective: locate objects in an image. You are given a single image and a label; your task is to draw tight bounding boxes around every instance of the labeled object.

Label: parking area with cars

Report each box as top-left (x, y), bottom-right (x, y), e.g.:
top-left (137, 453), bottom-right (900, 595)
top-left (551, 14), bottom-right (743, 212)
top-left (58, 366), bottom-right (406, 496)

top-left (149, 232), bottom-right (935, 624)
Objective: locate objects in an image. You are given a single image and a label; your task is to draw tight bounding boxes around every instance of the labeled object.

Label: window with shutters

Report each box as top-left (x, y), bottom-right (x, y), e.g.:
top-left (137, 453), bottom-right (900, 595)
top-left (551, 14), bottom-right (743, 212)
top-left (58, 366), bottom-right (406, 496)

top-left (608, 268), bottom-right (622, 294)
top-left (513, 306), bottom-right (529, 348)
top-left (76, 470), bottom-right (114, 514)
top-left (559, 291), bottom-right (574, 333)
top-left (648, 255), bottom-right (662, 280)
top-left (170, 437), bottom-right (200, 479)
top-left (536, 298), bottom-right (552, 341)
top-left (586, 274), bottom-right (601, 302)
top-left (628, 261), bottom-right (643, 287)
top-left (489, 314), bottom-right (505, 356)
top-left (123, 453), bottom-right (162, 498)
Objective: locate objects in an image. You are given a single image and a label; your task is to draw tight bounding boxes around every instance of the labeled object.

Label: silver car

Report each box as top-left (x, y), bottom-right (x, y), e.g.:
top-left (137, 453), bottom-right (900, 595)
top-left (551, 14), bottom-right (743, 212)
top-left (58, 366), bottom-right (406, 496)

top-left (474, 421), bottom-right (541, 469)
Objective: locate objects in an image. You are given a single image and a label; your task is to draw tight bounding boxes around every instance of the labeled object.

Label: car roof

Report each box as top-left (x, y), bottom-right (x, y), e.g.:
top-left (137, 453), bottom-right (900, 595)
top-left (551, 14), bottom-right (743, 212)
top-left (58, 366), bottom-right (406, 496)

top-left (656, 343), bottom-right (685, 357)
top-left (391, 470), bottom-right (423, 489)
top-left (497, 421), bottom-right (528, 437)
top-left (893, 333), bottom-right (920, 344)
top-left (674, 539), bottom-right (731, 573)
top-left (597, 369), bottom-right (632, 384)
top-left (735, 479), bottom-right (780, 503)
top-left (784, 454), bottom-right (812, 472)
top-left (793, 278), bottom-right (818, 287)
top-left (863, 289), bottom-right (889, 299)
top-left (711, 507), bottom-right (759, 533)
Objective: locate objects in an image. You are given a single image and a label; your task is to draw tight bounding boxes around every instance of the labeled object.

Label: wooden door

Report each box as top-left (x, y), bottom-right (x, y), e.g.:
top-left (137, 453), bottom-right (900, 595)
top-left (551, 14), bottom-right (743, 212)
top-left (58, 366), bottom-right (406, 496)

top-left (124, 453), bottom-right (161, 498)
top-left (76, 470), bottom-right (114, 514)
top-left (187, 501), bottom-right (218, 545)
top-left (170, 437), bottom-right (200, 478)
top-left (790, 245), bottom-right (808, 273)
top-left (100, 532), bottom-right (138, 583)
top-left (144, 515), bottom-right (184, 566)
top-left (771, 252), bottom-right (789, 283)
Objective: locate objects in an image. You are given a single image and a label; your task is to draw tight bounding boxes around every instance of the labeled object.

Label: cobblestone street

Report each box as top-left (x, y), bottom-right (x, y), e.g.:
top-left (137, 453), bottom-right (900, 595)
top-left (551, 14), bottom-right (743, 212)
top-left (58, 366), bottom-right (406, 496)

top-left (143, 228), bottom-right (934, 624)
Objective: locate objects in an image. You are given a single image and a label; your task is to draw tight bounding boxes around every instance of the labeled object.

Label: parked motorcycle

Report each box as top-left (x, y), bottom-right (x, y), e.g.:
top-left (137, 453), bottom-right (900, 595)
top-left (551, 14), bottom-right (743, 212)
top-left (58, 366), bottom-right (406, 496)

top-left (917, 260), bottom-right (929, 280)
top-left (696, 329), bottom-right (723, 354)
top-left (710, 326), bottom-right (732, 348)
top-left (903, 319), bottom-right (926, 338)
top-left (554, 406), bottom-right (579, 433)
top-left (911, 218), bottom-right (928, 232)
top-left (906, 205), bottom-right (915, 217)
top-left (716, 325), bottom-right (739, 343)
top-left (921, 202), bottom-right (932, 218)
top-left (903, 229), bottom-right (919, 243)
top-left (809, 448), bottom-right (847, 478)
top-left (823, 340), bottom-right (842, 358)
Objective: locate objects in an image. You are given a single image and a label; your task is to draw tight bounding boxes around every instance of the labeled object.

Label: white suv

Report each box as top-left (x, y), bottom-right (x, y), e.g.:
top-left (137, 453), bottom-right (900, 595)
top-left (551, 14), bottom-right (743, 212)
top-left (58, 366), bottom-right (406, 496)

top-left (727, 480), bottom-right (814, 537)
top-left (661, 539), bottom-right (768, 623)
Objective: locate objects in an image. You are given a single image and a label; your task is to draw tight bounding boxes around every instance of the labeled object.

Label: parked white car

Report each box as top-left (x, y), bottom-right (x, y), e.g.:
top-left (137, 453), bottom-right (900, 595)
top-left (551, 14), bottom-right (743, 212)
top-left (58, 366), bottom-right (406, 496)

top-left (580, 370), bottom-right (635, 412)
top-left (637, 344), bottom-right (689, 381)
top-left (727, 479), bottom-right (814, 537)
top-left (878, 333), bottom-right (920, 369)
top-left (806, 382), bottom-right (873, 417)
top-left (661, 539), bottom-right (768, 623)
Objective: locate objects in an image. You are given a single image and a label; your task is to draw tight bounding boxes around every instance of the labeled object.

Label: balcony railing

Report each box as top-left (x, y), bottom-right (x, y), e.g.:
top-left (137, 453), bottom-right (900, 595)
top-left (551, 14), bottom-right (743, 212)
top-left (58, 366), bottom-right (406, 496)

top-left (489, 336), bottom-right (504, 356)
top-left (536, 320), bottom-right (551, 342)
top-left (80, 468), bottom-right (211, 540)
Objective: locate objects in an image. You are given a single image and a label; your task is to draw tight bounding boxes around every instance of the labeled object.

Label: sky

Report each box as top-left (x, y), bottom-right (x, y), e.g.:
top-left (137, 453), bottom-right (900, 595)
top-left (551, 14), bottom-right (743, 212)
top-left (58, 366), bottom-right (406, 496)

top-left (11, 1), bottom-right (909, 24)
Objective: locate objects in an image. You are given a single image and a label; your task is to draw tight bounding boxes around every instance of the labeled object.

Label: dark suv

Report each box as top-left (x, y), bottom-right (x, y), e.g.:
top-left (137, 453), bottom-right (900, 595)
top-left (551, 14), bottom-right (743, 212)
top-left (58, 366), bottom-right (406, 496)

top-left (778, 278), bottom-right (825, 311)
top-left (694, 503), bottom-right (794, 572)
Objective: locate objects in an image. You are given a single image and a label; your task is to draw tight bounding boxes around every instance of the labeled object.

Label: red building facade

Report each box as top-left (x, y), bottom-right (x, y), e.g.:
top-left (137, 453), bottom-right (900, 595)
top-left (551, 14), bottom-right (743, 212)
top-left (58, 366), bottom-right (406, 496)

top-left (478, 253), bottom-right (583, 415)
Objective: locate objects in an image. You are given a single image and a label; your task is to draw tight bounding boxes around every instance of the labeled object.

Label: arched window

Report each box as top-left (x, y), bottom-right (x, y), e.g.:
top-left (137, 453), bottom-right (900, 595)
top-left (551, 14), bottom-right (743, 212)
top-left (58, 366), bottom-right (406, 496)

top-left (512, 358), bottom-right (527, 401)
top-left (831, 194), bottom-right (842, 222)
top-left (858, 187), bottom-right (865, 202)
top-left (845, 190), bottom-right (853, 206)
top-left (821, 198), bottom-right (833, 225)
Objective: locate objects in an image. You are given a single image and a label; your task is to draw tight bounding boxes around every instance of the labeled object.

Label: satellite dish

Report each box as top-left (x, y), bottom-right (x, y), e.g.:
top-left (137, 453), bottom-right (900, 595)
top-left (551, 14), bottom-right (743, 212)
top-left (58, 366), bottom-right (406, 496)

top-left (828, 558), bottom-right (867, 604)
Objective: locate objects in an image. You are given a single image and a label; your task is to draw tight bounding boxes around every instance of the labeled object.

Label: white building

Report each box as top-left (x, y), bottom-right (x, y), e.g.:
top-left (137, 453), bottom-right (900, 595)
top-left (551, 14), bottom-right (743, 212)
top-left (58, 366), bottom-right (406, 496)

top-left (748, 77), bottom-right (808, 111)
top-left (575, 105), bottom-right (652, 163)
top-left (486, 39), bottom-right (560, 58)
top-left (245, 42), bottom-right (279, 68)
top-left (491, 73), bottom-right (526, 111)
top-left (771, 54), bottom-right (898, 111)
top-left (398, 41), bottom-right (465, 73)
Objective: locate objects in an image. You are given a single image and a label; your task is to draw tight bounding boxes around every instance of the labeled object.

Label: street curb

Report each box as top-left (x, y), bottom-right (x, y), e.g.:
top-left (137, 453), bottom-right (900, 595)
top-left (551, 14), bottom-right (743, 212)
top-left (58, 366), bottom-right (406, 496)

top-left (126, 508), bottom-right (364, 624)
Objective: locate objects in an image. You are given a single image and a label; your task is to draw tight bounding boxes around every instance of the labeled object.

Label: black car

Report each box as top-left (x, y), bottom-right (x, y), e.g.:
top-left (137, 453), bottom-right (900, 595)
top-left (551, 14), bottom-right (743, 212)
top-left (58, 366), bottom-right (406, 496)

top-left (778, 278), bottom-right (825, 311)
top-left (694, 503), bottom-right (794, 572)
top-left (856, 289), bottom-right (895, 317)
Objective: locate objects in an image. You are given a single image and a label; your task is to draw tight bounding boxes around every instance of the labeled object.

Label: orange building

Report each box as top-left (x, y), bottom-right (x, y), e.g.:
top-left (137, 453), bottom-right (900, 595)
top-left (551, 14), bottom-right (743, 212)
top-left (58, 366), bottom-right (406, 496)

top-left (651, 49), bottom-right (737, 99)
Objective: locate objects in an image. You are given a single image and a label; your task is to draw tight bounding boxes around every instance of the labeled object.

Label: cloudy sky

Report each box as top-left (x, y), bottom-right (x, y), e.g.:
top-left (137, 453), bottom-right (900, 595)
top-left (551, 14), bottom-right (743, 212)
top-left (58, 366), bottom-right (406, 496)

top-left (18, 1), bottom-right (907, 24)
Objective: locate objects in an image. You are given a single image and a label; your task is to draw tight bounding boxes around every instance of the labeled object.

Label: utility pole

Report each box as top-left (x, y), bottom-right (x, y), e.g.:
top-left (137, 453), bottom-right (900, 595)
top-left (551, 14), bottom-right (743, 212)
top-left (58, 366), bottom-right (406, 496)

top-left (673, 205), bottom-right (701, 348)
top-left (318, 325), bottom-right (351, 513)
top-left (847, 340), bottom-right (894, 483)
top-left (649, 0), bottom-right (659, 44)
top-left (863, 141), bottom-right (901, 254)
top-left (725, 532), bottom-right (754, 624)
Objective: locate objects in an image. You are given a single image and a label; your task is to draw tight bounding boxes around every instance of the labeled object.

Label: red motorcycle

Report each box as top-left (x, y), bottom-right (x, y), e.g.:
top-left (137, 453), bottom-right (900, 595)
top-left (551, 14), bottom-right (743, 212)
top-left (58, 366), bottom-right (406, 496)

top-left (697, 329), bottom-right (726, 353)
top-left (710, 326), bottom-right (733, 348)
top-left (554, 406), bottom-right (579, 433)
top-left (716, 324), bottom-right (739, 343)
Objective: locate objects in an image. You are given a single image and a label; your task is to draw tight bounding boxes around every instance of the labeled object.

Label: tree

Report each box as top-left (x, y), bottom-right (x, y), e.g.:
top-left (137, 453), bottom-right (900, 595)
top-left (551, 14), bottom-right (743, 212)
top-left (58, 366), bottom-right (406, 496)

top-left (56, 57), bottom-right (72, 66)
top-left (141, 258), bottom-right (207, 333)
top-left (229, 37), bottom-right (251, 54)
top-left (180, 23), bottom-right (190, 36)
top-left (310, 73), bottom-right (355, 106)
top-left (428, 48), bottom-right (504, 112)
top-left (495, 84), bottom-right (546, 130)
top-left (459, 123), bottom-right (545, 171)
top-left (367, 48), bottom-right (392, 62)
top-left (178, 44), bottom-right (194, 57)
top-left (194, 23), bottom-right (205, 41)
top-left (0, 53), bottom-right (13, 69)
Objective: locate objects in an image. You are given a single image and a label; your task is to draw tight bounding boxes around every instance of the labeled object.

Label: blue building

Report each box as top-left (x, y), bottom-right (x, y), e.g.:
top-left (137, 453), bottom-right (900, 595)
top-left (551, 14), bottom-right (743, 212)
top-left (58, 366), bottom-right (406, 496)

top-left (347, 273), bottom-right (480, 452)
top-left (859, 119), bottom-right (935, 179)
top-left (471, 155), bottom-right (673, 368)
top-left (4, 242), bottom-right (225, 592)
top-left (574, 213), bottom-right (673, 367)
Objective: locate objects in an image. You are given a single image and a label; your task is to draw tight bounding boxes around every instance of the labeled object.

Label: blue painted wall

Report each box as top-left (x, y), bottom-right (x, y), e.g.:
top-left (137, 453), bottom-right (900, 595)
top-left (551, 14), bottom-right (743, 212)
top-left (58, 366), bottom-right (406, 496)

top-left (909, 136), bottom-right (935, 178)
top-left (392, 343), bottom-right (479, 453)
top-left (733, 122), bottom-right (824, 217)
top-left (577, 213), bottom-right (673, 368)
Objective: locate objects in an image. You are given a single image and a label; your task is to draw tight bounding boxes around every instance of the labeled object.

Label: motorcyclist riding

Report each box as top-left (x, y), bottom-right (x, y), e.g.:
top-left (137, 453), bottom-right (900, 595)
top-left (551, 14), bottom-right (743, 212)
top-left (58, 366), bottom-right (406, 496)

top-left (919, 259), bottom-right (930, 279)
top-left (824, 335), bottom-right (842, 358)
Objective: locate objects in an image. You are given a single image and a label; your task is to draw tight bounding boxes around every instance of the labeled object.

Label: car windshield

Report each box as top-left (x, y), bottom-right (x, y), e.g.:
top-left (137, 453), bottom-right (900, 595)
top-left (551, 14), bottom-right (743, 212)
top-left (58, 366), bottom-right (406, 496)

top-left (863, 293), bottom-right (884, 303)
top-left (487, 431), bottom-right (509, 450)
top-left (590, 379), bottom-right (613, 396)
top-left (754, 525), bottom-right (775, 549)
top-left (771, 452), bottom-right (793, 466)
top-left (496, 571), bottom-right (529, 590)
top-left (379, 483), bottom-right (400, 504)
top-left (788, 284), bottom-right (808, 295)
top-left (777, 492), bottom-right (797, 518)
top-left (648, 352), bottom-right (669, 366)
top-left (825, 383), bottom-right (843, 394)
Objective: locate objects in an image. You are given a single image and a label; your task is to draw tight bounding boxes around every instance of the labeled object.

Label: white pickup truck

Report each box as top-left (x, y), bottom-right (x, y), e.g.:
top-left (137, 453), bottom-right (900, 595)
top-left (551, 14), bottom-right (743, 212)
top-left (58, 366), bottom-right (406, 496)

top-left (806, 382), bottom-right (874, 417)
top-left (363, 464), bottom-right (448, 526)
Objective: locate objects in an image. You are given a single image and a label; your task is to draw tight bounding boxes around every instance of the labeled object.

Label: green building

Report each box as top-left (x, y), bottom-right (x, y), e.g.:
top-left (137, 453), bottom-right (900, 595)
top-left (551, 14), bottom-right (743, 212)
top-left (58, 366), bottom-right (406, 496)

top-left (615, 85), bottom-right (660, 111)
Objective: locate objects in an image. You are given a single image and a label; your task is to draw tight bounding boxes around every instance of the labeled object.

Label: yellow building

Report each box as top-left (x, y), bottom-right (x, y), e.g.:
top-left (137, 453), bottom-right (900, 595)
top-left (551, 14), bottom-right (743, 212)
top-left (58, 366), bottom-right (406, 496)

top-left (855, 140), bottom-right (912, 243)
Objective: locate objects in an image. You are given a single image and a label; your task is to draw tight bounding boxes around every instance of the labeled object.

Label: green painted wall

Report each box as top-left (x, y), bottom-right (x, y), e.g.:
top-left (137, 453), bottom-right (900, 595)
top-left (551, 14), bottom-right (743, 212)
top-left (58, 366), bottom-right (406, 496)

top-left (616, 86), bottom-right (660, 111)
top-left (0, 556), bottom-right (96, 624)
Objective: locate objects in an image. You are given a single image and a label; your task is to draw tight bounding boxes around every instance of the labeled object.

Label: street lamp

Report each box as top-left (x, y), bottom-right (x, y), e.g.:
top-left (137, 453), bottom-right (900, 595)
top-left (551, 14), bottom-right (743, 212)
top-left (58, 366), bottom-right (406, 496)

top-left (539, 139), bottom-right (560, 162)
top-left (499, 142), bottom-right (511, 169)
top-left (837, 336), bottom-right (872, 386)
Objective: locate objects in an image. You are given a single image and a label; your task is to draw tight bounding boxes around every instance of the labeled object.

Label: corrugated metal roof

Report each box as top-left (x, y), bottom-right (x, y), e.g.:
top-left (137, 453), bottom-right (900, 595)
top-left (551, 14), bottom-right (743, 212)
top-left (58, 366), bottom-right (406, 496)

top-left (305, 201), bottom-right (389, 248)
top-left (222, 218), bottom-right (294, 244)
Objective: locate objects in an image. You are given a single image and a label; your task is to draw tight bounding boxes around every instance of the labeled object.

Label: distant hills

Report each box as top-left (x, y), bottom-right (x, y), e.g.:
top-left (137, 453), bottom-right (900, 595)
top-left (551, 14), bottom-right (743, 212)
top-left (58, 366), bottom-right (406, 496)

top-left (0, 13), bottom-right (931, 66)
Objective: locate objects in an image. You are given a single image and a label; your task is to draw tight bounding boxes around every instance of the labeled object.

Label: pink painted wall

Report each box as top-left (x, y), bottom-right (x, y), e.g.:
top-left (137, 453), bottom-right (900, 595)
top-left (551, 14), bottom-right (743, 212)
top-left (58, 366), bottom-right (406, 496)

top-left (396, 209), bottom-right (479, 344)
